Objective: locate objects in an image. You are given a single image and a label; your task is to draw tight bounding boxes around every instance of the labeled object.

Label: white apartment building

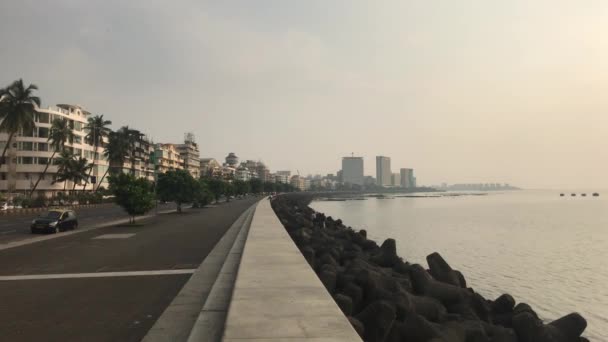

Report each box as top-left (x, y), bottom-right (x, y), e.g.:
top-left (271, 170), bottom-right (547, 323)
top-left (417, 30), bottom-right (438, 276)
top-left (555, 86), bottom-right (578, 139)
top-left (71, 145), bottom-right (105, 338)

top-left (235, 165), bottom-right (251, 181)
top-left (174, 134), bottom-right (200, 179)
top-left (154, 143), bottom-right (184, 174)
top-left (0, 104), bottom-right (109, 197)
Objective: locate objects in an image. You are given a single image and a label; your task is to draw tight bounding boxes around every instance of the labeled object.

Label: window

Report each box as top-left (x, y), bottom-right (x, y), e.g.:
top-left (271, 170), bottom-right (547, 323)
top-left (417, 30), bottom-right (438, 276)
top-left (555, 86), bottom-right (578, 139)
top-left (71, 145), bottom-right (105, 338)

top-left (21, 127), bottom-right (35, 137)
top-left (36, 112), bottom-right (50, 123)
top-left (74, 122), bottom-right (83, 131)
top-left (38, 127), bottom-right (49, 138)
top-left (19, 142), bottom-right (33, 151)
top-left (38, 157), bottom-right (48, 165)
top-left (1, 173), bottom-right (5, 180)
top-left (74, 148), bottom-right (82, 156)
top-left (20, 157), bottom-right (33, 164)
top-left (37, 143), bottom-right (48, 152)
top-left (74, 136), bottom-right (82, 144)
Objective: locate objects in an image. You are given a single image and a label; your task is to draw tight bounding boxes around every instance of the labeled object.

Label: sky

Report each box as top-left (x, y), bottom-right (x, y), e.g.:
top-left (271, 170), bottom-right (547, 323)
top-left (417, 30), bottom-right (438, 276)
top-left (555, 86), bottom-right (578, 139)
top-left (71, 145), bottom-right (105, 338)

top-left (1, 0), bottom-right (608, 189)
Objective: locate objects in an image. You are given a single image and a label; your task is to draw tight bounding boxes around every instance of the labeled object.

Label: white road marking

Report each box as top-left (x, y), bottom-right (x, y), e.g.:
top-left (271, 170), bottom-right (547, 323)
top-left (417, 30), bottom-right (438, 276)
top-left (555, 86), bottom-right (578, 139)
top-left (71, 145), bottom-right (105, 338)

top-left (93, 233), bottom-right (136, 239)
top-left (0, 230), bottom-right (17, 235)
top-left (0, 269), bottom-right (196, 281)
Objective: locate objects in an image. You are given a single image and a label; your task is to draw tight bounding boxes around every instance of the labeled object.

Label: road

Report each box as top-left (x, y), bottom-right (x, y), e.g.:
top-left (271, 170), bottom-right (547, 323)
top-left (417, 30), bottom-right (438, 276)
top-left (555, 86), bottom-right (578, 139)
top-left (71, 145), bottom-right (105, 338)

top-left (0, 203), bottom-right (177, 244)
top-left (0, 197), bottom-right (259, 342)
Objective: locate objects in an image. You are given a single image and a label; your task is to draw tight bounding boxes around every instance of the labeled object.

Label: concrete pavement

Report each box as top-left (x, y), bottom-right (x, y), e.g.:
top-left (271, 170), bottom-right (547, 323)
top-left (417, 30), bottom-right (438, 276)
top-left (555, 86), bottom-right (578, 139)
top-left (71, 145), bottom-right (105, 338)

top-left (222, 199), bottom-right (361, 341)
top-left (0, 197), bottom-right (258, 342)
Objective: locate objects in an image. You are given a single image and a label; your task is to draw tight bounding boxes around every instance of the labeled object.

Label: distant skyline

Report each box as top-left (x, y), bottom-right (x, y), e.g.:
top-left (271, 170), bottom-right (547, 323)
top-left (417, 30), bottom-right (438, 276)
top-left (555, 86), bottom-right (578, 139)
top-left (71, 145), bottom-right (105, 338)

top-left (2, 1), bottom-right (608, 189)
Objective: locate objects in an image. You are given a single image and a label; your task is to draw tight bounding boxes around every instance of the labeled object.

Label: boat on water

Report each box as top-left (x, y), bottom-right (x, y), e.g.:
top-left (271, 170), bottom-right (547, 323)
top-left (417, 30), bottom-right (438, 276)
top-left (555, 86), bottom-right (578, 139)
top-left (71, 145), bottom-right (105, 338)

top-left (571, 193), bottom-right (576, 197)
top-left (560, 193), bottom-right (565, 197)
top-left (582, 193), bottom-right (587, 197)
top-left (377, 194), bottom-right (395, 199)
top-left (593, 193), bottom-right (600, 197)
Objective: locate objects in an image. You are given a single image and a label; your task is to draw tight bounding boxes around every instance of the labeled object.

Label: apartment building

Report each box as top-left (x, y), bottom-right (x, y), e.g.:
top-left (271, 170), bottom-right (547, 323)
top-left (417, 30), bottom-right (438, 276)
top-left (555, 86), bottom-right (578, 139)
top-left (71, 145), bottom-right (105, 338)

top-left (0, 104), bottom-right (109, 197)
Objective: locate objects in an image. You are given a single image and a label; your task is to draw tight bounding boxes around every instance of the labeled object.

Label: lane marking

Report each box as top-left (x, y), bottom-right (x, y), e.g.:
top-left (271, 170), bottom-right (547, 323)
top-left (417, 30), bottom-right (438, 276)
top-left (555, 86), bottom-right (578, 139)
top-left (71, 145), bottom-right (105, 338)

top-left (93, 233), bottom-right (136, 239)
top-left (0, 269), bottom-right (196, 281)
top-left (0, 230), bottom-right (17, 235)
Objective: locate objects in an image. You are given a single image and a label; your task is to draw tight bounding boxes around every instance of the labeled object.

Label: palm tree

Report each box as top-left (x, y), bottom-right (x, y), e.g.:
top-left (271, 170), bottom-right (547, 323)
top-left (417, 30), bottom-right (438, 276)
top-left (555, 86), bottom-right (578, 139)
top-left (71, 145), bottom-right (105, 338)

top-left (53, 150), bottom-right (75, 191)
top-left (0, 79), bottom-right (40, 168)
top-left (96, 130), bottom-right (129, 190)
top-left (82, 115), bottom-right (112, 191)
top-left (30, 118), bottom-right (74, 196)
top-left (70, 157), bottom-right (92, 192)
top-left (118, 126), bottom-right (143, 176)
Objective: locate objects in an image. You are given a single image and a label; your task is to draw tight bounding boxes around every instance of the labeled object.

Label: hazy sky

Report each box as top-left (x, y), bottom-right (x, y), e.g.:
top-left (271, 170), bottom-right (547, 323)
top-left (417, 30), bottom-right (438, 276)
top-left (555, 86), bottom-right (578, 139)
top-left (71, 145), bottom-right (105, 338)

top-left (2, 1), bottom-right (608, 189)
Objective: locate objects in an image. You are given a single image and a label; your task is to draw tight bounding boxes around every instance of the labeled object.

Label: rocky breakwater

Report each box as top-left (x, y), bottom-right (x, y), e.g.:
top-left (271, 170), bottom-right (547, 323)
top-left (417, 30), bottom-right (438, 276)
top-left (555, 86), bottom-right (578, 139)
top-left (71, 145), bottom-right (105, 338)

top-left (271, 193), bottom-right (589, 342)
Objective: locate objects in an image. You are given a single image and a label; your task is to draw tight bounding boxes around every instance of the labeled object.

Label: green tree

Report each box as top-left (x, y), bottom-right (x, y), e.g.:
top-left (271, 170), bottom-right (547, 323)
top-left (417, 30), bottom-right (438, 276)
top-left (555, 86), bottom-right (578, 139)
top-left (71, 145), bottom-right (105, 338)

top-left (224, 182), bottom-right (235, 201)
top-left (193, 179), bottom-right (212, 207)
top-left (70, 157), bottom-right (92, 192)
top-left (30, 118), bottom-right (74, 196)
top-left (263, 181), bottom-right (276, 193)
top-left (233, 179), bottom-right (250, 197)
top-left (97, 129), bottom-right (129, 190)
top-left (206, 178), bottom-right (225, 203)
top-left (249, 178), bottom-right (263, 194)
top-left (0, 79), bottom-right (39, 168)
top-left (117, 126), bottom-right (143, 175)
top-left (157, 169), bottom-right (199, 212)
top-left (83, 114), bottom-right (112, 191)
top-left (109, 173), bottom-right (155, 223)
top-left (53, 150), bottom-right (75, 192)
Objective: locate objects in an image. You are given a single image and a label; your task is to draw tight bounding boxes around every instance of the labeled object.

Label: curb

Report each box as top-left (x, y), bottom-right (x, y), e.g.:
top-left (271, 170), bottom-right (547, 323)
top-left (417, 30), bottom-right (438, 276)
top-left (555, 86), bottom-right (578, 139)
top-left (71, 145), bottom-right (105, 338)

top-left (142, 201), bottom-right (257, 342)
top-left (187, 200), bottom-right (255, 341)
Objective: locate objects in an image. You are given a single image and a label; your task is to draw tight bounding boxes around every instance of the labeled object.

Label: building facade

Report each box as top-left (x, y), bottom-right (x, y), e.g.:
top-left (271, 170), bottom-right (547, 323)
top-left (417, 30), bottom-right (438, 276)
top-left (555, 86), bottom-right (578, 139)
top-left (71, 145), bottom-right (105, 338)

top-left (174, 134), bottom-right (200, 179)
top-left (376, 156), bottom-right (391, 187)
top-left (154, 143), bottom-right (184, 174)
top-left (341, 157), bottom-right (364, 186)
top-left (0, 104), bottom-right (109, 197)
top-left (392, 173), bottom-right (401, 187)
top-left (123, 135), bottom-right (155, 182)
top-left (200, 158), bottom-right (221, 178)
top-left (225, 153), bottom-right (239, 168)
top-left (290, 175), bottom-right (306, 191)
top-left (400, 168), bottom-right (415, 188)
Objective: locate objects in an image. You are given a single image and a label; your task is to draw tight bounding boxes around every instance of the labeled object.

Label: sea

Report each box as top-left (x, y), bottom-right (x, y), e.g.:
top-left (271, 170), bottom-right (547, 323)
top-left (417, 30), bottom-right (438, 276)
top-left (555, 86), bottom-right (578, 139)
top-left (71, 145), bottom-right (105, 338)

top-left (311, 190), bottom-right (607, 340)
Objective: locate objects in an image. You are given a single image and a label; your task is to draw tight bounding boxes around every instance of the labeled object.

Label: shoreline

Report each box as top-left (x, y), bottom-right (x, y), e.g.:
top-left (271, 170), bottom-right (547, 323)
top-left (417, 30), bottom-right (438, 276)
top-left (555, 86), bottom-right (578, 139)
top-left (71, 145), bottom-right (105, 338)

top-left (271, 193), bottom-right (588, 342)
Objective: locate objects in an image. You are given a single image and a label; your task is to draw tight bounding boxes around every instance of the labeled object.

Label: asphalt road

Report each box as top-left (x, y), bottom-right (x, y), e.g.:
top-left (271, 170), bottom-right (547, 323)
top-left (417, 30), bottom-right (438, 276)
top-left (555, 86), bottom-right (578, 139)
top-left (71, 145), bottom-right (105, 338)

top-left (0, 197), bottom-right (259, 342)
top-left (0, 203), bottom-right (177, 244)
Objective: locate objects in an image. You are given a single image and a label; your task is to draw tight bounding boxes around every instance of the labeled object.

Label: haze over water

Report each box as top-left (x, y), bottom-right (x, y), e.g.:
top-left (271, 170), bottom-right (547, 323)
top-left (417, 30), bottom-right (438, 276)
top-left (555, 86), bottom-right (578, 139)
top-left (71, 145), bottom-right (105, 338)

top-left (312, 190), bottom-right (608, 341)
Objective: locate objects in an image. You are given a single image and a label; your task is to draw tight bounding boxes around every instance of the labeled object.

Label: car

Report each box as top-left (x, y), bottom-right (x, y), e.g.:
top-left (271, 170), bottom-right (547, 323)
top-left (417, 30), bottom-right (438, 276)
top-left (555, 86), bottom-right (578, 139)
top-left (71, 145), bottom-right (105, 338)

top-left (30, 209), bottom-right (79, 234)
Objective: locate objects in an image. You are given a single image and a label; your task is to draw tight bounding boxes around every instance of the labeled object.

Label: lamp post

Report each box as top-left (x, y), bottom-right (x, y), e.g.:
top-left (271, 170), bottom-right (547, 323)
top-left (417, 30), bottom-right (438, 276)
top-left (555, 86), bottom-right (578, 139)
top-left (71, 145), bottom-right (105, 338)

top-left (150, 150), bottom-right (158, 214)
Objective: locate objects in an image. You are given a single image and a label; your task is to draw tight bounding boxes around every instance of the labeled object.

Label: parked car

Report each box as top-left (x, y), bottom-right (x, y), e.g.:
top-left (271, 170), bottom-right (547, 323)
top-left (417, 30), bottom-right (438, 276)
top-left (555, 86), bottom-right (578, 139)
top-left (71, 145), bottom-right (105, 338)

top-left (31, 209), bottom-right (78, 234)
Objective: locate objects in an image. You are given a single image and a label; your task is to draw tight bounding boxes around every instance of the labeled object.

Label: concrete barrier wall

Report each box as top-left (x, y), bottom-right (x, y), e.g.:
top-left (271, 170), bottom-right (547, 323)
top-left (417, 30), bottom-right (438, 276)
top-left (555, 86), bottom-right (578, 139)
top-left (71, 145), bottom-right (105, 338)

top-left (222, 199), bottom-right (361, 341)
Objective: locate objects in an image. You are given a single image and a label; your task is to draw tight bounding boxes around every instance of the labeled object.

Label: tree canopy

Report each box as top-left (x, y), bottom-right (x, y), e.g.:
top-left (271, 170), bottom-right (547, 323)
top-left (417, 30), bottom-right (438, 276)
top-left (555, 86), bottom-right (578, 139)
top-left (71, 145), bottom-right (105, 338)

top-left (109, 173), bottom-right (155, 222)
top-left (157, 169), bottom-right (200, 212)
